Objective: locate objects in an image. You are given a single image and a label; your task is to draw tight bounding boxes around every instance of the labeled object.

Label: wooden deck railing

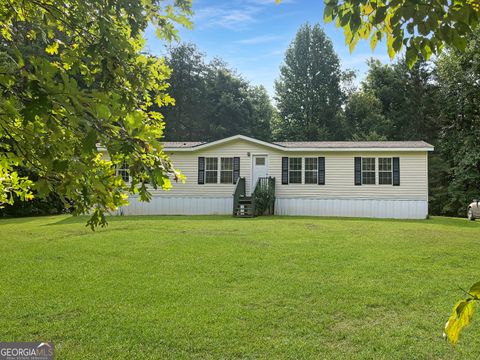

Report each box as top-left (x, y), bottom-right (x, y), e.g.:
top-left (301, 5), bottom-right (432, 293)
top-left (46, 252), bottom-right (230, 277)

top-left (232, 177), bottom-right (246, 215)
top-left (252, 176), bottom-right (276, 216)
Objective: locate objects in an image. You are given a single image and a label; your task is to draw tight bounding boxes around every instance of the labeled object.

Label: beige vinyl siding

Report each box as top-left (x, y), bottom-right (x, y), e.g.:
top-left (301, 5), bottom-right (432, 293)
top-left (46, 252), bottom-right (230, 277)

top-left (273, 152), bottom-right (427, 200)
top-left (154, 139), bottom-right (428, 201)
top-left (161, 139), bottom-right (263, 196)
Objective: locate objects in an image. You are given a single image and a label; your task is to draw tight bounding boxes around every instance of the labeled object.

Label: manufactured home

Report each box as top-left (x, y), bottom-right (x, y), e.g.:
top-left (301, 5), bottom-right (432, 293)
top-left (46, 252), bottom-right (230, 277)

top-left (116, 135), bottom-right (433, 219)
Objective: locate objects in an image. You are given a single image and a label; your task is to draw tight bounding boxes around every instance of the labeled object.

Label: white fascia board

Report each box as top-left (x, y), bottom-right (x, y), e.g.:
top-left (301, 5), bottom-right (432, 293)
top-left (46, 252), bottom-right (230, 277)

top-left (164, 146), bottom-right (435, 152)
top-left (163, 134), bottom-right (285, 152)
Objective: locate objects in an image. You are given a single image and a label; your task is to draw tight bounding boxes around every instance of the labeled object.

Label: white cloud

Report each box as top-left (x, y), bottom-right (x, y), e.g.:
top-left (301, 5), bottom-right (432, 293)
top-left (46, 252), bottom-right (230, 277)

top-left (192, 0), bottom-right (295, 31)
top-left (194, 5), bottom-right (261, 30)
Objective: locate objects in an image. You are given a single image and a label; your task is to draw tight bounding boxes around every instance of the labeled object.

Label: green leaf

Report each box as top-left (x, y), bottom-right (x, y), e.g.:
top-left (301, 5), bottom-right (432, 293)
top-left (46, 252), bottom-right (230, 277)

top-left (392, 36), bottom-right (403, 52)
top-left (439, 26), bottom-right (452, 42)
top-left (52, 160), bottom-right (69, 171)
top-left (420, 41), bottom-right (432, 61)
top-left (97, 104), bottom-right (111, 119)
top-left (340, 13), bottom-right (351, 27)
top-left (444, 300), bottom-right (475, 344)
top-left (35, 179), bottom-right (51, 197)
top-left (45, 41), bottom-right (59, 55)
top-left (451, 32), bottom-right (467, 51)
top-left (82, 129), bottom-right (97, 154)
top-left (469, 281), bottom-right (480, 298)
top-left (386, 35), bottom-right (396, 59)
top-left (350, 12), bottom-right (362, 33)
top-left (324, 4), bottom-right (334, 23)
top-left (373, 6), bottom-right (387, 25)
top-left (418, 22), bottom-right (429, 36)
top-left (405, 45), bottom-right (418, 68)
top-left (370, 34), bottom-right (378, 50)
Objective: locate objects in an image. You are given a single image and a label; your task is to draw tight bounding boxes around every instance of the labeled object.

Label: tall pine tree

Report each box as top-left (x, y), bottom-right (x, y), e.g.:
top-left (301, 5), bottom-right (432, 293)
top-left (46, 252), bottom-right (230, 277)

top-left (274, 23), bottom-right (344, 140)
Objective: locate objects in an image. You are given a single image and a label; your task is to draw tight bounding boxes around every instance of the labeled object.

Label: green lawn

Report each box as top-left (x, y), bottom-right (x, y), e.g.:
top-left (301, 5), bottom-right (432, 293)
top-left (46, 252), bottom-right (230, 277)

top-left (0, 215), bottom-right (479, 359)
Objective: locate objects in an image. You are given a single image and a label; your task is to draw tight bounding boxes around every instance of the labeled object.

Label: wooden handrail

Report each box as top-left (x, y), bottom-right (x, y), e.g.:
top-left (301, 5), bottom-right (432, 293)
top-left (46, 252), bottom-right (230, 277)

top-left (252, 176), bottom-right (276, 216)
top-left (232, 177), bottom-right (246, 216)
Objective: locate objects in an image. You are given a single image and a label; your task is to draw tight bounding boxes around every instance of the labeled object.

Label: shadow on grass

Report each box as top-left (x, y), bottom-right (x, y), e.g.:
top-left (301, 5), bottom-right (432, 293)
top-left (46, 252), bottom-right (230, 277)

top-left (41, 213), bottom-right (480, 229)
top-left (45, 214), bottom-right (242, 226)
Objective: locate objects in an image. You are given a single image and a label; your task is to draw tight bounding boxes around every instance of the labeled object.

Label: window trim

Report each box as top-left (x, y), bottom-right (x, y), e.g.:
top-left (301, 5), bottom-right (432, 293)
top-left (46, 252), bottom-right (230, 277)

top-left (358, 157), bottom-right (397, 186)
top-left (361, 157), bottom-right (376, 185)
top-left (283, 157), bottom-right (325, 185)
top-left (203, 157), bottom-right (235, 184)
top-left (304, 157), bottom-right (318, 185)
top-left (220, 157), bottom-right (234, 184)
top-left (204, 157), bottom-right (219, 184)
top-left (378, 157), bottom-right (393, 185)
top-left (288, 157), bottom-right (302, 184)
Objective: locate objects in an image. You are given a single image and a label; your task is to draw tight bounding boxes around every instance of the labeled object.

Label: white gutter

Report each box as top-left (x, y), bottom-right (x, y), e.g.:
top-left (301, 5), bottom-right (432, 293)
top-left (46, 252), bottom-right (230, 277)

top-left (164, 147), bottom-right (434, 152)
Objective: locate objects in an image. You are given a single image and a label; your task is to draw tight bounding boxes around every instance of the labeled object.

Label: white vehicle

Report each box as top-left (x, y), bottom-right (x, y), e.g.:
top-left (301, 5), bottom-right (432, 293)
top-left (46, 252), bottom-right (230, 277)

top-left (467, 199), bottom-right (479, 221)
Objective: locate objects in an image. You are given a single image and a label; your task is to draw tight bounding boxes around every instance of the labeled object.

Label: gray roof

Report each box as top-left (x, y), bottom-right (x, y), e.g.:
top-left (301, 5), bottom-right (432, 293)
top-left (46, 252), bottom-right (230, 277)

top-left (162, 138), bottom-right (433, 149)
top-left (274, 141), bottom-right (433, 149)
top-left (162, 141), bottom-right (206, 148)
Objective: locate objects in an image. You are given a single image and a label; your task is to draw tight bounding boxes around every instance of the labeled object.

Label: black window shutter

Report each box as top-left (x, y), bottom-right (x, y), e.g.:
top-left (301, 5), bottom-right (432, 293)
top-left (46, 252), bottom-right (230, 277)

top-left (198, 157), bottom-right (205, 184)
top-left (233, 157), bottom-right (240, 184)
top-left (354, 157), bottom-right (362, 185)
top-left (393, 157), bottom-right (400, 186)
top-left (281, 157), bottom-right (289, 184)
top-left (318, 157), bottom-right (325, 185)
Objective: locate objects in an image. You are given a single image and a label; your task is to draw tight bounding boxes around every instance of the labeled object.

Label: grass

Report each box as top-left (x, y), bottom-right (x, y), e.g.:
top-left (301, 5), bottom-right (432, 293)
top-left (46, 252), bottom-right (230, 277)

top-left (0, 215), bottom-right (479, 359)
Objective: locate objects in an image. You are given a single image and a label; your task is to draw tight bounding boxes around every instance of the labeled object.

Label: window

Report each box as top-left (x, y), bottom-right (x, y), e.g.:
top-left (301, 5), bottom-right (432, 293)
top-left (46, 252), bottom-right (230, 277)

top-left (289, 157), bottom-right (302, 184)
top-left (379, 157), bottom-right (392, 185)
top-left (255, 157), bottom-right (265, 166)
top-left (304, 158), bottom-right (318, 184)
top-left (205, 157), bottom-right (218, 184)
top-left (220, 157), bottom-right (233, 184)
top-left (362, 157), bottom-right (376, 185)
top-left (116, 161), bottom-right (129, 182)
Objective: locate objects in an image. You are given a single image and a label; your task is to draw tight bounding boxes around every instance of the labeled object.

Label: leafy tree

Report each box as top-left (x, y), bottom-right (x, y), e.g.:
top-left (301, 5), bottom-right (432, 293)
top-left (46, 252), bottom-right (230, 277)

top-left (0, 167), bottom-right (66, 217)
top-left (162, 43), bottom-right (276, 141)
top-left (323, 0), bottom-right (480, 67)
top-left (274, 23), bottom-right (344, 140)
top-left (435, 30), bottom-right (480, 345)
top-left (204, 60), bottom-right (254, 140)
top-left (343, 91), bottom-right (390, 140)
top-left (163, 43), bottom-right (209, 140)
top-left (361, 58), bottom-right (439, 142)
top-left (0, 0), bottom-right (192, 228)
top-left (246, 85), bottom-right (275, 141)
top-left (436, 29), bottom-right (480, 216)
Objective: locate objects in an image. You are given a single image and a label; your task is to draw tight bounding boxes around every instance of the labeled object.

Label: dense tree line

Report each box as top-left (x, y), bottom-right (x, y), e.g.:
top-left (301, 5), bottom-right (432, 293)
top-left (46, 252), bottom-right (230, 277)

top-left (162, 25), bottom-right (479, 218)
top-left (160, 43), bottom-right (275, 142)
top-left (340, 32), bottom-right (480, 217)
top-left (3, 17), bottom-right (478, 219)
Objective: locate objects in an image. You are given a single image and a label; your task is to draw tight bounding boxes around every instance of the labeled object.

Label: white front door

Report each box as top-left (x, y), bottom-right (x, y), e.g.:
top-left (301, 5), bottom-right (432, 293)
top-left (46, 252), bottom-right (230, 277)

top-left (252, 155), bottom-right (268, 192)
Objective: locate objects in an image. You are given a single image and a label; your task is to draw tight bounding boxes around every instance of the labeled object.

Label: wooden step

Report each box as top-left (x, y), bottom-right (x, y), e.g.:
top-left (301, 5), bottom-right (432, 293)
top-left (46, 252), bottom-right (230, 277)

top-left (234, 205), bottom-right (254, 217)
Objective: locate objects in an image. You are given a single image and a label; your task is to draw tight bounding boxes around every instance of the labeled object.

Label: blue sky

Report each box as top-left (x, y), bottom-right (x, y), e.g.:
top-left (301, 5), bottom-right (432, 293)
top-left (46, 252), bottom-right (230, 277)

top-left (145, 0), bottom-right (392, 97)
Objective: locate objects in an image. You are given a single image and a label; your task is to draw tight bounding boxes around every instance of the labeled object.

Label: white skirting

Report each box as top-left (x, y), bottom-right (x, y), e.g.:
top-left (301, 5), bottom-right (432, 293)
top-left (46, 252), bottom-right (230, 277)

top-left (275, 198), bottom-right (428, 219)
top-left (117, 196), bottom-right (428, 219)
top-left (117, 196), bottom-right (233, 215)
